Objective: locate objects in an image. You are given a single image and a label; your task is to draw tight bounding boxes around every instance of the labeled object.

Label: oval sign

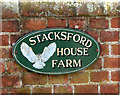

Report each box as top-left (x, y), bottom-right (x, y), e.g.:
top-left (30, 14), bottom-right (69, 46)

top-left (13, 28), bottom-right (100, 75)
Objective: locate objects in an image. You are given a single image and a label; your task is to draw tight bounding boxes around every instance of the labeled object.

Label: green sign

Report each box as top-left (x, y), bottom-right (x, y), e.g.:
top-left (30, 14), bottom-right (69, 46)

top-left (13, 28), bottom-right (100, 75)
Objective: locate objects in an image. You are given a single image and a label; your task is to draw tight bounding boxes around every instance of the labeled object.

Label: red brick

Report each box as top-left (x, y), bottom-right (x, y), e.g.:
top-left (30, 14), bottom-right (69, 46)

top-left (69, 71), bottom-right (89, 83)
top-left (10, 87), bottom-right (31, 93)
top-left (33, 87), bottom-right (52, 93)
top-left (0, 62), bottom-right (5, 74)
top-left (48, 18), bottom-right (66, 28)
top-left (85, 31), bottom-right (99, 41)
top-left (91, 71), bottom-right (109, 82)
top-left (9, 48), bottom-right (13, 58)
top-left (87, 58), bottom-right (102, 70)
top-left (111, 44), bottom-right (120, 55)
top-left (104, 58), bottom-right (119, 68)
top-left (111, 71), bottom-right (120, 81)
top-left (2, 75), bottom-right (20, 87)
top-left (100, 44), bottom-right (109, 56)
top-left (100, 31), bottom-right (119, 42)
top-left (49, 75), bottom-right (68, 84)
top-left (0, 48), bottom-right (12, 58)
top-left (2, 21), bottom-right (19, 32)
top-left (54, 85), bottom-right (72, 93)
top-left (75, 85), bottom-right (98, 93)
top-left (90, 18), bottom-right (109, 29)
top-left (111, 17), bottom-right (120, 28)
top-left (1, 89), bottom-right (8, 94)
top-left (7, 61), bottom-right (27, 74)
top-left (2, 9), bottom-right (19, 19)
top-left (22, 73), bottom-right (47, 85)
top-left (100, 84), bottom-right (119, 93)
top-left (10, 35), bottom-right (20, 46)
top-left (2, 2), bottom-right (19, 19)
top-left (22, 19), bottom-right (47, 31)
top-left (69, 19), bottom-right (85, 29)
top-left (0, 35), bottom-right (9, 46)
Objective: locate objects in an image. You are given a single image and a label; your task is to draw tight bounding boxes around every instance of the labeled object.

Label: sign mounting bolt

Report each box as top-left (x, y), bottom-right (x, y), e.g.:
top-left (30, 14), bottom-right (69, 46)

top-left (12, 43), bottom-right (15, 47)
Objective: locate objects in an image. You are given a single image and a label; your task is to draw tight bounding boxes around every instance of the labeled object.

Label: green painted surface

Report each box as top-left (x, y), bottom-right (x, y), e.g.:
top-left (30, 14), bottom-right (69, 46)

top-left (13, 28), bottom-right (100, 75)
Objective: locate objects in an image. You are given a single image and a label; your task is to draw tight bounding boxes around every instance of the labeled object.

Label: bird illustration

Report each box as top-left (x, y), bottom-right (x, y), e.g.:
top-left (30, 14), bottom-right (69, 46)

top-left (20, 42), bottom-right (56, 69)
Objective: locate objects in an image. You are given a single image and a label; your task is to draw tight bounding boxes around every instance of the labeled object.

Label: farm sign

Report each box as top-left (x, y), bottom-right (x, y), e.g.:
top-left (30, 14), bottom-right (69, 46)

top-left (12, 28), bottom-right (100, 75)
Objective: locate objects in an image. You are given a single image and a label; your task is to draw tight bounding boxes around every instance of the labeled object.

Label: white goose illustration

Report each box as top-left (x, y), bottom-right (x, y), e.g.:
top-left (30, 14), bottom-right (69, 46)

top-left (20, 42), bottom-right (56, 69)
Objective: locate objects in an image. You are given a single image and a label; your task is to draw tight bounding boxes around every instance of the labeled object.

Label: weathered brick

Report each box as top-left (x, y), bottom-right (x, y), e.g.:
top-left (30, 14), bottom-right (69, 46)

top-left (10, 35), bottom-right (20, 46)
top-left (90, 71), bottom-right (109, 82)
top-left (20, 2), bottom-right (119, 17)
top-left (0, 35), bottom-right (9, 46)
top-left (100, 44), bottom-right (109, 56)
top-left (111, 44), bottom-right (120, 55)
top-left (54, 85), bottom-right (72, 93)
top-left (2, 1), bottom-right (19, 19)
top-left (77, 2), bottom-right (90, 15)
top-left (48, 75), bottom-right (68, 84)
top-left (85, 31), bottom-right (99, 41)
top-left (69, 19), bottom-right (85, 29)
top-left (104, 58), bottom-right (119, 68)
top-left (1, 89), bottom-right (8, 94)
top-left (0, 89), bottom-right (1, 95)
top-left (69, 71), bottom-right (89, 83)
top-left (6, 61), bottom-right (27, 74)
top-left (0, 48), bottom-right (12, 58)
top-left (0, 62), bottom-right (5, 74)
top-left (90, 18), bottom-right (109, 29)
top-left (100, 84), bottom-right (119, 93)
top-left (20, 2), bottom-right (74, 17)
top-left (20, 2), bottom-right (48, 16)
top-left (22, 19), bottom-right (47, 31)
top-left (33, 87), bottom-right (52, 93)
top-left (10, 87), bottom-right (31, 93)
top-left (2, 20), bottom-right (19, 32)
top-left (111, 17), bottom-right (120, 28)
top-left (111, 71), bottom-right (120, 81)
top-left (77, 2), bottom-right (119, 16)
top-left (2, 75), bottom-right (20, 87)
top-left (100, 31), bottom-right (119, 42)
top-left (77, 2), bottom-right (105, 16)
top-left (75, 85), bottom-right (98, 93)
top-left (87, 58), bottom-right (102, 70)
top-left (48, 2), bottom-right (74, 16)
top-left (22, 73), bottom-right (47, 85)
top-left (48, 18), bottom-right (66, 28)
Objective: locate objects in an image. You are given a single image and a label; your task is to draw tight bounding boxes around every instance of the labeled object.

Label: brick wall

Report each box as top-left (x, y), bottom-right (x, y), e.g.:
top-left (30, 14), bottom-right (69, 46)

top-left (0, 0), bottom-right (120, 94)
